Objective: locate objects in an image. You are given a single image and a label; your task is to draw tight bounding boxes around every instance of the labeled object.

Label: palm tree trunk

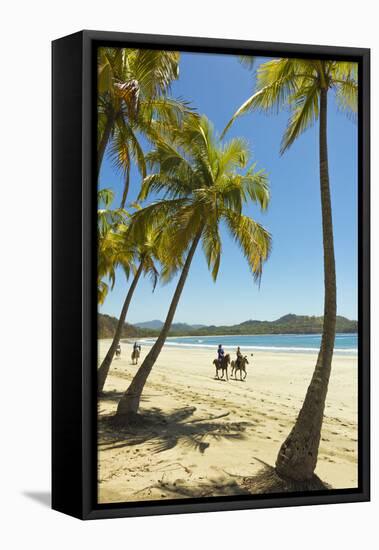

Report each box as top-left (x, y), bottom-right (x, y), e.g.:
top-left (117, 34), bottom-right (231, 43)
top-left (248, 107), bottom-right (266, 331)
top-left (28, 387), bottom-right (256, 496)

top-left (115, 230), bottom-right (202, 420)
top-left (275, 88), bottom-right (337, 481)
top-left (97, 111), bottom-right (115, 177)
top-left (97, 261), bottom-right (144, 393)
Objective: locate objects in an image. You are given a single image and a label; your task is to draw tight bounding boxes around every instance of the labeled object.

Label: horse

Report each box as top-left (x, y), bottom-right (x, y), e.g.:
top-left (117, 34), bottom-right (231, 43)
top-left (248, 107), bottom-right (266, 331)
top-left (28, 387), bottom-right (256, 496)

top-left (231, 355), bottom-right (249, 380)
top-left (213, 354), bottom-right (230, 381)
top-left (131, 347), bottom-right (141, 365)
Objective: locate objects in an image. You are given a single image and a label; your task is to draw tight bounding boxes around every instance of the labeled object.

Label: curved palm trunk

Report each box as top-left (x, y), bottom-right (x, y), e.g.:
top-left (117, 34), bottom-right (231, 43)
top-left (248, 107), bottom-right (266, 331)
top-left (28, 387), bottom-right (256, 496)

top-left (116, 230), bottom-right (202, 420)
top-left (97, 111), bottom-right (115, 177)
top-left (97, 261), bottom-right (144, 393)
top-left (275, 88), bottom-right (337, 481)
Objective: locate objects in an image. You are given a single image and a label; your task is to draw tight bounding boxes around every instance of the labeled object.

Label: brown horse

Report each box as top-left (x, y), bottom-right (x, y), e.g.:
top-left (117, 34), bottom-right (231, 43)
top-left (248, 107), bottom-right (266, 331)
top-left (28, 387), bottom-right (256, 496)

top-left (231, 355), bottom-right (249, 380)
top-left (213, 354), bottom-right (230, 381)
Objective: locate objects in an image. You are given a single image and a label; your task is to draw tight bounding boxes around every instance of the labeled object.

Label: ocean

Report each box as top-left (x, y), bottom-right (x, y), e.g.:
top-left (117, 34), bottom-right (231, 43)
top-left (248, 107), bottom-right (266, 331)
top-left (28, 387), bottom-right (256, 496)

top-left (142, 333), bottom-right (358, 355)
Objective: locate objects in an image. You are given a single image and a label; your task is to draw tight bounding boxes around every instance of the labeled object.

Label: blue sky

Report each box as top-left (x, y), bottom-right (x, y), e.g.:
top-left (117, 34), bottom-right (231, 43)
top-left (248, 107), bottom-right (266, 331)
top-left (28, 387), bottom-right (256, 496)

top-left (99, 52), bottom-right (358, 325)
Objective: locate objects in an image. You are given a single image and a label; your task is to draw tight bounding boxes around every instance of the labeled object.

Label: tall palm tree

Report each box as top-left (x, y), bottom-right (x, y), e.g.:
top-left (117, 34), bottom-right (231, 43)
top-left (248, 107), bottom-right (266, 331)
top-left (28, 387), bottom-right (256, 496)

top-left (98, 47), bottom-right (193, 207)
top-left (115, 116), bottom-right (271, 421)
top-left (224, 58), bottom-right (358, 481)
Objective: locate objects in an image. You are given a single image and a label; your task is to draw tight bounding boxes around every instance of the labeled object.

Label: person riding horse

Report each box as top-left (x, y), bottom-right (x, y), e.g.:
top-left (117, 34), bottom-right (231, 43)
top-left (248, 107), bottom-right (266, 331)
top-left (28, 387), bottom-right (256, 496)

top-left (131, 341), bottom-right (142, 365)
top-left (236, 346), bottom-right (243, 369)
top-left (217, 344), bottom-right (225, 367)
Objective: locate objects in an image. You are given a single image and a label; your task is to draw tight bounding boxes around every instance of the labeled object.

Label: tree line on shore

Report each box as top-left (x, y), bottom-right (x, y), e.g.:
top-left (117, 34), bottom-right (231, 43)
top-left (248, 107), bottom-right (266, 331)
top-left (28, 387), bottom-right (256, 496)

top-left (98, 312), bottom-right (357, 339)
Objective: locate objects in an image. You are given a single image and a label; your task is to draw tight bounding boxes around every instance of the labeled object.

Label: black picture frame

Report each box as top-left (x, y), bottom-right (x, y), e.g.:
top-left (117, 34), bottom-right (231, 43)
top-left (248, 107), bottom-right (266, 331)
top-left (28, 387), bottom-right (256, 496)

top-left (52, 30), bottom-right (370, 520)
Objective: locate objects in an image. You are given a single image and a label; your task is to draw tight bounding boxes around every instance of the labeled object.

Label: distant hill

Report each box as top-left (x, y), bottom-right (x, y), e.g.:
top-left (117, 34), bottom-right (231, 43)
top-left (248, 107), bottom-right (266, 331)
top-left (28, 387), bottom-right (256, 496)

top-left (185, 314), bottom-right (357, 336)
top-left (98, 314), bottom-right (150, 339)
top-left (134, 320), bottom-right (206, 332)
top-left (134, 320), bottom-right (164, 330)
top-left (99, 313), bottom-right (357, 339)
top-left (130, 314), bottom-right (357, 337)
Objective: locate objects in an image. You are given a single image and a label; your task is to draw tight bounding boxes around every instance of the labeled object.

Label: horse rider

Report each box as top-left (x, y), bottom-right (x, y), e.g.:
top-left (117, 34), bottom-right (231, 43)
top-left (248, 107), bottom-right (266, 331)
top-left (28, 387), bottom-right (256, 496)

top-left (133, 341), bottom-right (141, 353)
top-left (236, 346), bottom-right (243, 368)
top-left (116, 343), bottom-right (121, 355)
top-left (217, 344), bottom-right (225, 366)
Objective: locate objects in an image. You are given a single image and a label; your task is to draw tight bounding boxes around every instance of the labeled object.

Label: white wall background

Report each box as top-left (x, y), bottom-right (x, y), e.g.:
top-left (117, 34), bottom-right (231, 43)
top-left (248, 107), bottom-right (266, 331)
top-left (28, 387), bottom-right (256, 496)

top-left (1, 0), bottom-right (376, 547)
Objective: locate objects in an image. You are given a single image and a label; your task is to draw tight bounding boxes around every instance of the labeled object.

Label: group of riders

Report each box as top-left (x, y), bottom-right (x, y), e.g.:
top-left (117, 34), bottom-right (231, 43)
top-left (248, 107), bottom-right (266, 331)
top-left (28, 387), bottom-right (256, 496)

top-left (115, 341), bottom-right (248, 376)
top-left (217, 344), bottom-right (245, 368)
top-left (115, 341), bottom-right (141, 359)
top-left (214, 344), bottom-right (250, 380)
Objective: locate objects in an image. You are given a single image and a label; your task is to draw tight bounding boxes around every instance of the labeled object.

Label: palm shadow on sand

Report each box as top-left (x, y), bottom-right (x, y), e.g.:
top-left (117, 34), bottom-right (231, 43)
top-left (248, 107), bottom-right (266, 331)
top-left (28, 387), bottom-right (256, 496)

top-left (138, 475), bottom-right (252, 499)
top-left (98, 390), bottom-right (151, 402)
top-left (98, 406), bottom-right (252, 455)
top-left (98, 405), bottom-right (330, 496)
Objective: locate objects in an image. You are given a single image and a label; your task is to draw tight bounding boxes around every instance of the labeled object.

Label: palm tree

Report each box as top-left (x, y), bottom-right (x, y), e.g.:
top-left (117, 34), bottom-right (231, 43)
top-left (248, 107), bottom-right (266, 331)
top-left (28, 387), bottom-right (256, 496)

top-left (97, 188), bottom-right (130, 305)
top-left (115, 116), bottom-right (271, 421)
top-left (98, 48), bottom-right (193, 207)
top-left (97, 221), bottom-right (170, 393)
top-left (224, 58), bottom-right (357, 481)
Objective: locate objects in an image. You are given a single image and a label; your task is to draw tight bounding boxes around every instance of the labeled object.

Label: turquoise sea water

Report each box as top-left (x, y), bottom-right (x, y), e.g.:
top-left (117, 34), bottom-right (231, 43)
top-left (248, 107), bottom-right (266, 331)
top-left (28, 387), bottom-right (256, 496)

top-left (142, 333), bottom-right (357, 355)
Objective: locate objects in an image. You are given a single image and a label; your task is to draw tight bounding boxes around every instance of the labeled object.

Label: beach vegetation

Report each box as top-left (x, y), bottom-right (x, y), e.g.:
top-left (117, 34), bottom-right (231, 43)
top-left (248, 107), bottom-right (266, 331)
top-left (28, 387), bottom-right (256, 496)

top-left (97, 213), bottom-right (175, 392)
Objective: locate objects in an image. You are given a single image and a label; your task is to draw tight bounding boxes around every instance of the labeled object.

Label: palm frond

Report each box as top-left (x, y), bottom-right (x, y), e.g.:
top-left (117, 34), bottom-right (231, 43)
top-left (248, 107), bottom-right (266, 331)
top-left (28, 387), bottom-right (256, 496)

top-left (98, 187), bottom-right (114, 208)
top-left (224, 212), bottom-right (271, 283)
top-left (281, 82), bottom-right (320, 153)
top-left (238, 55), bottom-right (256, 71)
top-left (222, 58), bottom-right (318, 137)
top-left (241, 165), bottom-right (270, 210)
top-left (334, 78), bottom-right (358, 119)
top-left (202, 222), bottom-right (222, 281)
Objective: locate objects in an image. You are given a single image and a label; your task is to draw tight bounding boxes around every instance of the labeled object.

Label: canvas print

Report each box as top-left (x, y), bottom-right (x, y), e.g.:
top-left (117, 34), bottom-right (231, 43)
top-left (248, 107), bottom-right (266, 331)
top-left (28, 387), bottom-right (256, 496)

top-left (97, 47), bottom-right (358, 505)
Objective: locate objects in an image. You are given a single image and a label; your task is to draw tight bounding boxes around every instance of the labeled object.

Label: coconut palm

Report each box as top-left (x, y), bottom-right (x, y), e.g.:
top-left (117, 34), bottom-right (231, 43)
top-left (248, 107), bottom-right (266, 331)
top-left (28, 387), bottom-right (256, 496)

top-left (115, 116), bottom-right (271, 420)
top-left (224, 58), bottom-right (357, 481)
top-left (97, 188), bottom-right (130, 305)
top-left (98, 48), bottom-right (193, 207)
top-left (97, 219), bottom-right (172, 393)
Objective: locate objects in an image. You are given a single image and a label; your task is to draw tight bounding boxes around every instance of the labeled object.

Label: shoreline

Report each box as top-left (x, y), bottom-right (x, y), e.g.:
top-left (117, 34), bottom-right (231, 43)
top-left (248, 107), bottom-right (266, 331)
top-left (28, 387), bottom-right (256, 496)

top-left (119, 335), bottom-right (358, 356)
top-left (118, 331), bottom-right (358, 338)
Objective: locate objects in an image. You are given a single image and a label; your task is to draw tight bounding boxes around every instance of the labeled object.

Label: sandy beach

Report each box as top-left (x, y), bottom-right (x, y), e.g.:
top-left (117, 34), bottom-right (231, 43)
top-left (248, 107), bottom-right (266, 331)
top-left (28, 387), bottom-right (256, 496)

top-left (97, 340), bottom-right (358, 504)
